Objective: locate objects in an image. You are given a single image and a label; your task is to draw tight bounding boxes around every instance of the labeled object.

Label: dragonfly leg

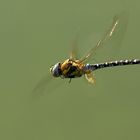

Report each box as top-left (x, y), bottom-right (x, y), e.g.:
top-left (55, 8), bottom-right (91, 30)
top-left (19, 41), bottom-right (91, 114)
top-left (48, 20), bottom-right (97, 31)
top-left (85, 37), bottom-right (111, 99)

top-left (69, 78), bottom-right (72, 83)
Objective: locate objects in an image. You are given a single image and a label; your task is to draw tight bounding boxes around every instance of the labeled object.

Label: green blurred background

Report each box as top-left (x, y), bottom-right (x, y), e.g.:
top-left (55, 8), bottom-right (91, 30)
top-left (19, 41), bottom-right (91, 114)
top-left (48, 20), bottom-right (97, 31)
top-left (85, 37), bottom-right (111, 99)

top-left (0, 0), bottom-right (140, 140)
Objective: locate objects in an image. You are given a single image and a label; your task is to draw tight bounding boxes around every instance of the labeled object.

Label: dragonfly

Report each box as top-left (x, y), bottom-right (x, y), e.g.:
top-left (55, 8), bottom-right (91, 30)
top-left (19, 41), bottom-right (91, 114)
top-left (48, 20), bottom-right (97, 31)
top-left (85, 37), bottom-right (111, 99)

top-left (50, 13), bottom-right (140, 84)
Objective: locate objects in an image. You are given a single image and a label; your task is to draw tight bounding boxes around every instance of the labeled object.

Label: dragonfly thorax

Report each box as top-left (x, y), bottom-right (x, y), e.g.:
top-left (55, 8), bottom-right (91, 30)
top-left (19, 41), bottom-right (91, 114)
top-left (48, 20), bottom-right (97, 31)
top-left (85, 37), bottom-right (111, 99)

top-left (60, 59), bottom-right (84, 78)
top-left (50, 59), bottom-right (85, 78)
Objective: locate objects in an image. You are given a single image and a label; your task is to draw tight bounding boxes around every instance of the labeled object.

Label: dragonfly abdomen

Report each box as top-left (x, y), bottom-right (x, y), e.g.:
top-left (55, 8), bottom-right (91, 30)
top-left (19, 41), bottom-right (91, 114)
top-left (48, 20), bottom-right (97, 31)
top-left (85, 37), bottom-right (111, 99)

top-left (84, 59), bottom-right (140, 71)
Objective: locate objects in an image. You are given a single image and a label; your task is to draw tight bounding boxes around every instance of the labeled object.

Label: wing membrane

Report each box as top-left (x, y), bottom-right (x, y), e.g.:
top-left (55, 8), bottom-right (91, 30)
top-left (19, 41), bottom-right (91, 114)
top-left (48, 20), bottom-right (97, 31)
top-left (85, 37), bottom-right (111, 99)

top-left (69, 30), bottom-right (80, 60)
top-left (85, 72), bottom-right (96, 84)
top-left (80, 12), bottom-right (128, 63)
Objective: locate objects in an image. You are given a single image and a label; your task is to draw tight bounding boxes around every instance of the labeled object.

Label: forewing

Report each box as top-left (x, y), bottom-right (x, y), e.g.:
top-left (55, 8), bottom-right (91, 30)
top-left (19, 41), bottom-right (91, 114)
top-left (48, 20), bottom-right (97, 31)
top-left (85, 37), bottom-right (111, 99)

top-left (69, 31), bottom-right (80, 60)
top-left (80, 12), bottom-right (129, 63)
top-left (32, 74), bottom-right (63, 98)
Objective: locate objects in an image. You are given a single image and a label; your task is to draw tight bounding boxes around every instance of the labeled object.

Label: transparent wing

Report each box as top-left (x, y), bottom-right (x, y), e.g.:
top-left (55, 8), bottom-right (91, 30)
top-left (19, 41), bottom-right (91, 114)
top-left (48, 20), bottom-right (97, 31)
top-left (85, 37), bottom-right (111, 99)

top-left (85, 72), bottom-right (96, 84)
top-left (32, 74), bottom-right (53, 98)
top-left (79, 12), bottom-right (129, 63)
top-left (32, 73), bottom-right (63, 98)
top-left (69, 30), bottom-right (80, 60)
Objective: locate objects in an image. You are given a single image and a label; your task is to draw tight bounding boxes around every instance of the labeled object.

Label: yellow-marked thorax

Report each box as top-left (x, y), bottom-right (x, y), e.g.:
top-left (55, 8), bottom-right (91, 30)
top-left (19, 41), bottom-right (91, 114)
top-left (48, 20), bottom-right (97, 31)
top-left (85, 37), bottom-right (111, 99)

top-left (60, 59), bottom-right (84, 78)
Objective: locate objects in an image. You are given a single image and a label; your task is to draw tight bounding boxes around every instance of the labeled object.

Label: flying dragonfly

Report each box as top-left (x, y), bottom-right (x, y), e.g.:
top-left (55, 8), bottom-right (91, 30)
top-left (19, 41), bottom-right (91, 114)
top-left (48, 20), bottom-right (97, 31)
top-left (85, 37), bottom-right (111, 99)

top-left (50, 13), bottom-right (140, 84)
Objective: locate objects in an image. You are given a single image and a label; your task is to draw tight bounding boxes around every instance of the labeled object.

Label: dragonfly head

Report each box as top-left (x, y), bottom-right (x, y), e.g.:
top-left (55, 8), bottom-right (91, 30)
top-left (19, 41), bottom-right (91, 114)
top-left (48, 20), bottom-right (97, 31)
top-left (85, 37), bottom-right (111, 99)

top-left (50, 62), bottom-right (62, 77)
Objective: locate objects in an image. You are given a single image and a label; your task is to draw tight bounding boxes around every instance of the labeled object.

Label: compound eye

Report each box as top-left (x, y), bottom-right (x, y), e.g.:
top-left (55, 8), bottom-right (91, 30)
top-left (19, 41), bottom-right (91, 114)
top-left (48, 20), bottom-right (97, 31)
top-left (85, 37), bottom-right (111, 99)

top-left (50, 63), bottom-right (61, 77)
